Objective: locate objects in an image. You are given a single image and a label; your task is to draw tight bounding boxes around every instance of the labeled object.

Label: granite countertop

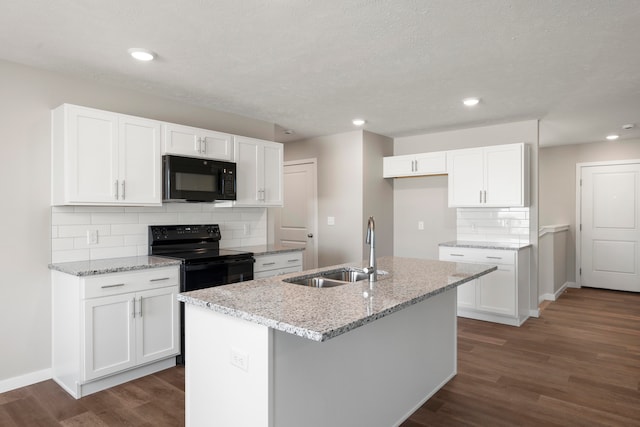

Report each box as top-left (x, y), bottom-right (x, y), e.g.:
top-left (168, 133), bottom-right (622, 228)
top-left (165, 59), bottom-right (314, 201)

top-left (49, 255), bottom-right (182, 276)
top-left (226, 244), bottom-right (304, 257)
top-left (439, 240), bottom-right (532, 251)
top-left (178, 256), bottom-right (496, 342)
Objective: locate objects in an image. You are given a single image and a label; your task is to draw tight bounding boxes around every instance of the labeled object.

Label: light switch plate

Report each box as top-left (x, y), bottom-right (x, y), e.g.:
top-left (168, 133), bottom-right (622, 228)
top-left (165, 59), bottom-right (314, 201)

top-left (327, 216), bottom-right (335, 226)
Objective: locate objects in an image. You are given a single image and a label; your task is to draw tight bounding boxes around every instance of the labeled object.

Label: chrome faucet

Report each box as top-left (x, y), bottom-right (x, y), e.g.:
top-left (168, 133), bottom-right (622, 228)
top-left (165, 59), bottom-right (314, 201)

top-left (364, 216), bottom-right (377, 282)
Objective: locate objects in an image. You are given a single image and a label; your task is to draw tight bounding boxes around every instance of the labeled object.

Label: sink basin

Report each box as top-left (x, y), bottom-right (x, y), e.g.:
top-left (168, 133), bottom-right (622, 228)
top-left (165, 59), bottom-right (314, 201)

top-left (283, 268), bottom-right (385, 288)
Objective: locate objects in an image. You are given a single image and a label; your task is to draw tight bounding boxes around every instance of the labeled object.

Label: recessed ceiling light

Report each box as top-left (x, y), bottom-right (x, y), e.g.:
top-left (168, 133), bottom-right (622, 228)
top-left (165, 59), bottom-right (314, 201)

top-left (606, 134), bottom-right (619, 141)
top-left (128, 48), bottom-right (156, 61)
top-left (463, 97), bottom-right (480, 107)
top-left (352, 118), bottom-right (366, 126)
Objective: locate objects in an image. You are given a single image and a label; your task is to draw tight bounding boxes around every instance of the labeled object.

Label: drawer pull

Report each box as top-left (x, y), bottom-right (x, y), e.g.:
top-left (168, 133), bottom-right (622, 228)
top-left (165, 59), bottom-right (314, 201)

top-left (262, 262), bottom-right (276, 266)
top-left (486, 256), bottom-right (503, 260)
top-left (450, 254), bottom-right (464, 257)
top-left (287, 259), bottom-right (299, 263)
top-left (150, 277), bottom-right (170, 282)
top-left (101, 283), bottom-right (125, 289)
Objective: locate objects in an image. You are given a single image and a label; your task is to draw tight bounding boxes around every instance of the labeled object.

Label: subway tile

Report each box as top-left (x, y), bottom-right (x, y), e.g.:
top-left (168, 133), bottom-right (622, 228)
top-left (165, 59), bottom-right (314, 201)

top-left (164, 203), bottom-right (203, 213)
top-left (124, 234), bottom-right (147, 246)
top-left (90, 213), bottom-right (139, 224)
top-left (74, 206), bottom-right (126, 213)
top-left (58, 224), bottom-right (111, 238)
top-left (177, 212), bottom-right (215, 223)
top-left (90, 246), bottom-right (138, 260)
top-left (51, 206), bottom-right (75, 213)
top-left (137, 245), bottom-right (150, 256)
top-left (124, 206), bottom-right (167, 213)
top-left (52, 249), bottom-right (90, 263)
top-left (52, 212), bottom-right (91, 225)
top-left (52, 238), bottom-right (74, 251)
top-left (138, 213), bottom-right (179, 224)
top-left (74, 235), bottom-right (124, 249)
top-left (111, 223), bottom-right (147, 235)
top-left (51, 226), bottom-right (58, 238)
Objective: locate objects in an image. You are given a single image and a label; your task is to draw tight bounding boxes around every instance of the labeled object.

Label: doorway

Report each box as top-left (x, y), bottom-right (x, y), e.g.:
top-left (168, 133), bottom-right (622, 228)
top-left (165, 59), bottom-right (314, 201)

top-left (273, 159), bottom-right (318, 270)
top-left (577, 160), bottom-right (640, 292)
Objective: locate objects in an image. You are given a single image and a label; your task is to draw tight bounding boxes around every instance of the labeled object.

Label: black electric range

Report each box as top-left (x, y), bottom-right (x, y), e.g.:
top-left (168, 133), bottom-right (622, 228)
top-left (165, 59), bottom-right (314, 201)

top-left (149, 224), bottom-right (254, 364)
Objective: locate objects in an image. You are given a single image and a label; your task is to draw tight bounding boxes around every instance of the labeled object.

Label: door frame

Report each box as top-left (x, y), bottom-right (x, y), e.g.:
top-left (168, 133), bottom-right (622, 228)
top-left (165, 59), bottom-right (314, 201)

top-left (575, 159), bottom-right (640, 287)
top-left (276, 158), bottom-right (318, 270)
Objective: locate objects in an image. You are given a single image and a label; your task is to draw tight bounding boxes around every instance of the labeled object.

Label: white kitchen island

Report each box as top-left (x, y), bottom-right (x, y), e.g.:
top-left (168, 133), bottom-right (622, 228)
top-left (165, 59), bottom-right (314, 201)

top-left (178, 256), bottom-right (496, 427)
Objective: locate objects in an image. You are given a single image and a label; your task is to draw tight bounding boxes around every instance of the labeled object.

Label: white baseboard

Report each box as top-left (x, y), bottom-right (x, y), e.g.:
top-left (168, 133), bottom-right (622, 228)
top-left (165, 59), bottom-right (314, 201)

top-left (0, 368), bottom-right (52, 394)
top-left (538, 281), bottom-right (574, 304)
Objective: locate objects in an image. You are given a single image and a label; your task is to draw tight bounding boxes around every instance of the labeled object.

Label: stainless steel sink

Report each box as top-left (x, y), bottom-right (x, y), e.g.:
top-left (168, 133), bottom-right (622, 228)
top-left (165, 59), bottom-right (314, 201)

top-left (283, 268), bottom-right (385, 288)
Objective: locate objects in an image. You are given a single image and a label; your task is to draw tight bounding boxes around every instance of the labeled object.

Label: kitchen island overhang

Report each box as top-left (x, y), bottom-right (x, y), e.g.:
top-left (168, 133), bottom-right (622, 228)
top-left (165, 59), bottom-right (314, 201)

top-left (179, 256), bottom-right (496, 427)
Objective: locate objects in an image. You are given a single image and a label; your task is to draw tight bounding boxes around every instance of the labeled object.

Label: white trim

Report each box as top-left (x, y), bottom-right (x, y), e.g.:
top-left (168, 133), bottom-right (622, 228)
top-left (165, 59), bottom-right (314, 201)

top-left (566, 281), bottom-right (579, 288)
top-left (538, 224), bottom-right (569, 237)
top-left (0, 368), bottom-right (52, 393)
top-left (538, 281), bottom-right (571, 303)
top-left (575, 159), bottom-right (640, 288)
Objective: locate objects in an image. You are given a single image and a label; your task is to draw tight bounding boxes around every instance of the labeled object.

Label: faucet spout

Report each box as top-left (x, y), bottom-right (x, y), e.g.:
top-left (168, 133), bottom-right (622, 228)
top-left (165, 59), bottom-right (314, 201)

top-left (365, 216), bottom-right (377, 282)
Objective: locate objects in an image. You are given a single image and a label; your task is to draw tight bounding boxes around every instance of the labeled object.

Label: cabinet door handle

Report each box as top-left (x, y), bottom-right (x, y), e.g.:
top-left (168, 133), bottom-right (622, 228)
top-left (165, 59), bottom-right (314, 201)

top-left (483, 190), bottom-right (487, 203)
top-left (196, 137), bottom-right (202, 154)
top-left (486, 256), bottom-right (503, 260)
top-left (150, 277), bottom-right (170, 282)
top-left (201, 138), bottom-right (207, 154)
top-left (262, 262), bottom-right (276, 266)
top-left (101, 283), bottom-right (125, 289)
top-left (115, 180), bottom-right (119, 200)
top-left (479, 190), bottom-right (482, 203)
top-left (287, 259), bottom-right (299, 263)
top-left (121, 180), bottom-right (126, 200)
top-left (450, 254), bottom-right (464, 257)
top-left (132, 297), bottom-right (136, 318)
top-left (138, 297), bottom-right (143, 317)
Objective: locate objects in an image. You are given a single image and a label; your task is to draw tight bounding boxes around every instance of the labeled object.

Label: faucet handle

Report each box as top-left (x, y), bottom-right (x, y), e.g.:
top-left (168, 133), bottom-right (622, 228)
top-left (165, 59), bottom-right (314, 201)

top-left (362, 266), bottom-right (375, 274)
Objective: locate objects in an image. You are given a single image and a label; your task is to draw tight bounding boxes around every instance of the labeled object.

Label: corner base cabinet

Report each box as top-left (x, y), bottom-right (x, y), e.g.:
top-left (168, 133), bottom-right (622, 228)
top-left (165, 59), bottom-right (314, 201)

top-left (439, 246), bottom-right (531, 326)
top-left (51, 266), bottom-right (180, 399)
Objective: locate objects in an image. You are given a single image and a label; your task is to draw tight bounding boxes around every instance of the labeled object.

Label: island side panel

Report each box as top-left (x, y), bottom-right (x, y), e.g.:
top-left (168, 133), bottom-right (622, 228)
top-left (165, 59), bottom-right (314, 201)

top-left (185, 305), bottom-right (273, 427)
top-left (272, 288), bottom-right (457, 427)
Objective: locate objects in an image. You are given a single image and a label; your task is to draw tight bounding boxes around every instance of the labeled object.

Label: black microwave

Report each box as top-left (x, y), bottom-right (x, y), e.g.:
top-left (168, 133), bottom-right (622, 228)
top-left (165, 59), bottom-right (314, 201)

top-left (163, 155), bottom-right (236, 202)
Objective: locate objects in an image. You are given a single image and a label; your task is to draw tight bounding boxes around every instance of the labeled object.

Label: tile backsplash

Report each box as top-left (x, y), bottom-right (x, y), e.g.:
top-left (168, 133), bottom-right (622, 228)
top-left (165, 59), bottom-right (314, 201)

top-left (51, 203), bottom-right (267, 263)
top-left (456, 207), bottom-right (530, 244)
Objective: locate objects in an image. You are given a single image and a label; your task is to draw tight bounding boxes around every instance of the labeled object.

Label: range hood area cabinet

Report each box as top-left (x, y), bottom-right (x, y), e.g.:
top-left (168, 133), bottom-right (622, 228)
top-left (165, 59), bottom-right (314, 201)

top-left (51, 104), bottom-right (162, 206)
top-left (383, 151), bottom-right (447, 178)
top-left (233, 135), bottom-right (283, 207)
top-left (162, 122), bottom-right (233, 161)
top-left (447, 143), bottom-right (530, 207)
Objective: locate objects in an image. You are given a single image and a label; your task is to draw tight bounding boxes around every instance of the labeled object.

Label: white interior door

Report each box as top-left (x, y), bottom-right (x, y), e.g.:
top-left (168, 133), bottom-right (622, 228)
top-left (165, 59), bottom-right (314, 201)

top-left (274, 159), bottom-right (318, 270)
top-left (580, 162), bottom-right (640, 292)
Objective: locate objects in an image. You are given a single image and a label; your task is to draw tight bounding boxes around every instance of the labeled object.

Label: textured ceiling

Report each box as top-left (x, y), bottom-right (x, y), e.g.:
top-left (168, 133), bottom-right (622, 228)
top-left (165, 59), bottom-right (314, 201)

top-left (1, 0), bottom-right (639, 146)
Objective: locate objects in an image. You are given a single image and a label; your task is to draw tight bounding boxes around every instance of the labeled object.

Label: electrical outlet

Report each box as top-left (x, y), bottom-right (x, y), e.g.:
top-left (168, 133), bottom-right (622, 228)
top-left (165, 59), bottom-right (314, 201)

top-left (230, 347), bottom-right (249, 372)
top-left (87, 229), bottom-right (98, 245)
top-left (327, 216), bottom-right (335, 226)
top-left (418, 221), bottom-right (424, 230)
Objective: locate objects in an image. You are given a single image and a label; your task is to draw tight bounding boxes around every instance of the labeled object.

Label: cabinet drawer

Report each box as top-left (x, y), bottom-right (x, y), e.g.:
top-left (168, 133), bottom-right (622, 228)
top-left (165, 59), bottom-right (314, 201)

top-left (439, 247), bottom-right (515, 265)
top-left (254, 252), bottom-right (303, 273)
top-left (254, 265), bottom-right (302, 279)
top-left (82, 267), bottom-right (180, 299)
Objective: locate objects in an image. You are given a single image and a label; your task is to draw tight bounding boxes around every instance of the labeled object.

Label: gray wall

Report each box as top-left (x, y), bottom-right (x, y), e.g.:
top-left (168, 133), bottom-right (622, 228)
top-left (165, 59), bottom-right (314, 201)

top-left (0, 58), bottom-right (275, 385)
top-left (539, 139), bottom-right (640, 283)
top-left (283, 130), bottom-right (393, 267)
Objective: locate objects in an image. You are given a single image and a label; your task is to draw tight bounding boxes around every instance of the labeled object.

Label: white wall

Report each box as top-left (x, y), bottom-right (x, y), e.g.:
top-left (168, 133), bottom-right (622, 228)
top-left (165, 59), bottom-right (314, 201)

top-left (539, 139), bottom-right (640, 283)
top-left (283, 130), bottom-right (394, 267)
top-left (0, 58), bottom-right (275, 387)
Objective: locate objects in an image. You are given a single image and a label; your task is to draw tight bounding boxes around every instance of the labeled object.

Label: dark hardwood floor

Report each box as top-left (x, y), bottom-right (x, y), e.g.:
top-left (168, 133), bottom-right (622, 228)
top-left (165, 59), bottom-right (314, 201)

top-left (1, 287), bottom-right (638, 426)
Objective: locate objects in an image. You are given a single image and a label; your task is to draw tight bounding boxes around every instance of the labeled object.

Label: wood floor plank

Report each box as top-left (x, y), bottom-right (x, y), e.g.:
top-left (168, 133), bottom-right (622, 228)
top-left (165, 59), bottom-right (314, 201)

top-left (0, 288), bottom-right (638, 426)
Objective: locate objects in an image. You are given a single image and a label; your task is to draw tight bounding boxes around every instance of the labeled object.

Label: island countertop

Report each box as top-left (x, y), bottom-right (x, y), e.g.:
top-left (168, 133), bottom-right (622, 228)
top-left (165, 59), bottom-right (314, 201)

top-left (178, 256), bottom-right (496, 342)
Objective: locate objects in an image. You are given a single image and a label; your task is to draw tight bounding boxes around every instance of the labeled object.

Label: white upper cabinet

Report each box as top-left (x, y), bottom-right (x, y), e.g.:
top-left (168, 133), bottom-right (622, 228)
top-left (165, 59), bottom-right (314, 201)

top-left (162, 122), bottom-right (233, 161)
top-left (447, 143), bottom-right (529, 207)
top-left (234, 136), bottom-right (283, 207)
top-left (383, 151), bottom-right (447, 178)
top-left (51, 104), bottom-right (162, 206)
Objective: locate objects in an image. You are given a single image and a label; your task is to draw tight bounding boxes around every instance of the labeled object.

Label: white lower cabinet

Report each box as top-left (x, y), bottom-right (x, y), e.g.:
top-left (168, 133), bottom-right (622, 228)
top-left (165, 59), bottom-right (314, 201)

top-left (439, 246), bottom-right (530, 326)
top-left (254, 251), bottom-right (303, 279)
top-left (52, 266), bottom-right (180, 398)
